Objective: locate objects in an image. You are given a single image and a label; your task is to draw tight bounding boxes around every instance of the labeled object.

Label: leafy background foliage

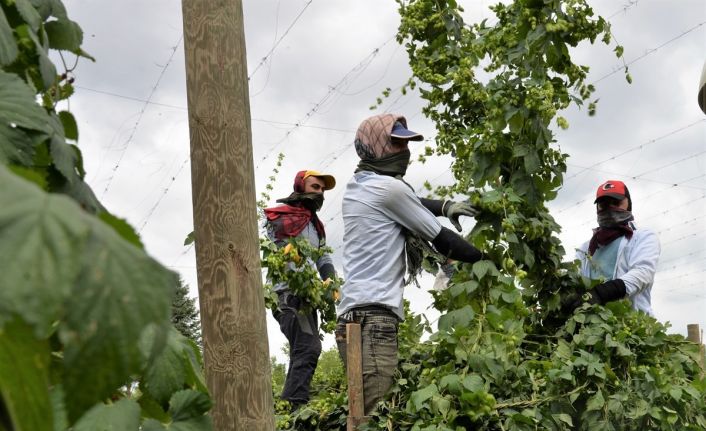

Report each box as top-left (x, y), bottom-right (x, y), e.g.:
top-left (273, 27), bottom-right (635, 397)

top-left (0, 0), bottom-right (212, 429)
top-left (271, 347), bottom-right (348, 430)
top-left (269, 0), bottom-right (706, 430)
top-left (260, 236), bottom-right (342, 333)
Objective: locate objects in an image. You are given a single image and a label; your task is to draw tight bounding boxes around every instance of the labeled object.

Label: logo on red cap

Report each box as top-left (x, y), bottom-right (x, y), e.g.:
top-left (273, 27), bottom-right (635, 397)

top-left (595, 180), bottom-right (628, 202)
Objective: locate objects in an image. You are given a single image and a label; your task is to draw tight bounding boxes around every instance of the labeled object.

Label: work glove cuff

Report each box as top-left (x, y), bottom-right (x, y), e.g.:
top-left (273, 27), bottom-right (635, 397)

top-left (593, 279), bottom-right (627, 304)
top-left (442, 201), bottom-right (479, 232)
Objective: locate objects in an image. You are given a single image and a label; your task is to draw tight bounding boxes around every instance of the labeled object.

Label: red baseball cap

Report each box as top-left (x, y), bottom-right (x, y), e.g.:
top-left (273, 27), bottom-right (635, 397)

top-left (594, 180), bottom-right (628, 202)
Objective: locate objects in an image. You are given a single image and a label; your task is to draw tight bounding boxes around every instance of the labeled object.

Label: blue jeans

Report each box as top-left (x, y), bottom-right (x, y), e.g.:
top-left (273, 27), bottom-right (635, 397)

top-left (275, 292), bottom-right (322, 406)
top-left (335, 306), bottom-right (399, 415)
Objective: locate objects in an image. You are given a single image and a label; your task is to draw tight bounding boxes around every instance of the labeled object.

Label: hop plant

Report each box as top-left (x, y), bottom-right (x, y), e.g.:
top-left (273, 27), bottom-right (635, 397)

top-left (260, 237), bottom-right (342, 333)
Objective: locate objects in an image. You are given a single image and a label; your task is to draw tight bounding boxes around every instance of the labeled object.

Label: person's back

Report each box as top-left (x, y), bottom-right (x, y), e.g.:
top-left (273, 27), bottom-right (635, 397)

top-left (340, 171), bottom-right (441, 319)
top-left (335, 113), bottom-right (484, 415)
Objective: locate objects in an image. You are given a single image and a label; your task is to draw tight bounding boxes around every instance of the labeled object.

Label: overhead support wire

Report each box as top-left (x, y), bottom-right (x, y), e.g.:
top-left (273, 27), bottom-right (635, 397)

top-left (564, 119), bottom-right (705, 182)
top-left (555, 120), bottom-right (706, 215)
top-left (605, 0), bottom-right (641, 20)
top-left (248, 0), bottom-right (314, 80)
top-left (592, 21), bottom-right (706, 84)
top-left (75, 85), bottom-right (188, 110)
top-left (71, 85), bottom-right (357, 133)
top-left (659, 249), bottom-right (706, 267)
top-left (101, 34), bottom-right (184, 199)
top-left (255, 34), bottom-right (397, 169)
top-left (138, 157), bottom-right (190, 232)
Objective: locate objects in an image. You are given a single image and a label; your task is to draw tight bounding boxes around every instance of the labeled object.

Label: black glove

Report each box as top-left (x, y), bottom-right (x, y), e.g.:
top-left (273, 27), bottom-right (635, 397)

top-left (590, 279), bottom-right (627, 305)
top-left (442, 201), bottom-right (480, 231)
top-left (566, 279), bottom-right (627, 312)
top-left (432, 227), bottom-right (482, 264)
top-left (319, 263), bottom-right (336, 281)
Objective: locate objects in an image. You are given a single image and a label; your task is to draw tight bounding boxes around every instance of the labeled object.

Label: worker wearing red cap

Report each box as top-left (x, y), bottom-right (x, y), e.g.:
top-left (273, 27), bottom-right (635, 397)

top-left (263, 170), bottom-right (337, 410)
top-left (573, 180), bottom-right (660, 315)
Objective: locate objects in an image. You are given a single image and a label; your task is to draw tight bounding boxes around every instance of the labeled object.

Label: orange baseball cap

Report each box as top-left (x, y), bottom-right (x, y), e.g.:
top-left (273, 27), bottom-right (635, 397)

top-left (293, 170), bottom-right (336, 192)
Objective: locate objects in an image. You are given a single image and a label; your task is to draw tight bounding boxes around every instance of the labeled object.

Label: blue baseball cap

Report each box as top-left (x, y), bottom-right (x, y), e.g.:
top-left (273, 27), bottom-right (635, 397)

top-left (390, 121), bottom-right (424, 141)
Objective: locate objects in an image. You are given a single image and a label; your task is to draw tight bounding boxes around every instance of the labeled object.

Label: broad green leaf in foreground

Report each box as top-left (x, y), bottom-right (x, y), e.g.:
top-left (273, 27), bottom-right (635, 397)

top-left (49, 137), bottom-right (78, 184)
top-left (168, 390), bottom-right (212, 422)
top-left (0, 124), bottom-right (35, 165)
top-left (22, 23), bottom-right (57, 90)
top-left (0, 71), bottom-right (52, 133)
top-left (0, 166), bottom-right (175, 421)
top-left (142, 417), bottom-right (213, 431)
top-left (0, 169), bottom-right (85, 334)
top-left (98, 211), bottom-right (143, 248)
top-left (13, 0), bottom-right (42, 31)
top-left (0, 8), bottom-right (18, 65)
top-left (141, 327), bottom-right (208, 406)
top-left (0, 318), bottom-right (52, 431)
top-left (142, 390), bottom-right (213, 431)
top-left (72, 398), bottom-right (141, 431)
top-left (55, 177), bottom-right (105, 215)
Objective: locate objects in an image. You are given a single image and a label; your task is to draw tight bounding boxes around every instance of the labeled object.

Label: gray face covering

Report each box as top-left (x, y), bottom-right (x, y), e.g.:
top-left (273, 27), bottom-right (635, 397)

top-left (597, 208), bottom-right (634, 227)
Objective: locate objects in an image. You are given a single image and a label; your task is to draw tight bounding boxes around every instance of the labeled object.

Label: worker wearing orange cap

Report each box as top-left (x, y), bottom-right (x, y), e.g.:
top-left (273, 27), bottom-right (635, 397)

top-left (264, 169), bottom-right (336, 410)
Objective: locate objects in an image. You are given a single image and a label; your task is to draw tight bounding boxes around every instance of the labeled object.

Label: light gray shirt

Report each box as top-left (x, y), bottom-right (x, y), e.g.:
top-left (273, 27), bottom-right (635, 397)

top-left (337, 171), bottom-right (442, 319)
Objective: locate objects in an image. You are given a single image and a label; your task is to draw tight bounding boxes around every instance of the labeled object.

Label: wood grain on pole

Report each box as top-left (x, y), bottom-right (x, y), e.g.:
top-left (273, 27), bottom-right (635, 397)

top-left (181, 0), bottom-right (274, 429)
top-left (346, 323), bottom-right (367, 431)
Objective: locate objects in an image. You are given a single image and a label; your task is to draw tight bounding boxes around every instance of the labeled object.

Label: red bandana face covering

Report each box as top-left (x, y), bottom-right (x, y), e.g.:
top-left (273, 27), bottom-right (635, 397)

top-left (264, 204), bottom-right (326, 241)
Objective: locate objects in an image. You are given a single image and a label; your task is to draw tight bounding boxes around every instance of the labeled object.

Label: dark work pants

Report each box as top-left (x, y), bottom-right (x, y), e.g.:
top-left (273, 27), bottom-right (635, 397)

top-left (335, 306), bottom-right (399, 415)
top-left (275, 293), bottom-right (322, 406)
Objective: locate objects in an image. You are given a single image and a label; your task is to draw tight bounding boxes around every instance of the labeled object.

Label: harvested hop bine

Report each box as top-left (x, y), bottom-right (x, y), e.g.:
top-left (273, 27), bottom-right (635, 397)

top-left (260, 237), bottom-right (342, 333)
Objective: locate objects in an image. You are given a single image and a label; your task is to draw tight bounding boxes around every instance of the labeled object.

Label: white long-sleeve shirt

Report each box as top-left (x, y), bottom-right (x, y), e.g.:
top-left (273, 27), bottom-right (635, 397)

top-left (576, 224), bottom-right (660, 316)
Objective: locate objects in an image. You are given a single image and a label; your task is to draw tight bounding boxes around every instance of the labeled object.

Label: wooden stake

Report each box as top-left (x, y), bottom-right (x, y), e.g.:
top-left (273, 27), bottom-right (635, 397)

top-left (346, 323), bottom-right (369, 430)
top-left (181, 0), bottom-right (274, 428)
top-left (687, 324), bottom-right (705, 376)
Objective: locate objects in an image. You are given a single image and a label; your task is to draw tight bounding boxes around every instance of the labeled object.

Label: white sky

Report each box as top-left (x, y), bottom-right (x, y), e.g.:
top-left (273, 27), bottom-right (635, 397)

top-left (59, 0), bottom-right (705, 362)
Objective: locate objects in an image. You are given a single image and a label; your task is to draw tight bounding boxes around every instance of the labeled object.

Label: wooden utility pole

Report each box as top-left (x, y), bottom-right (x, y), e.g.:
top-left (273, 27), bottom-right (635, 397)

top-left (181, 0), bottom-right (274, 429)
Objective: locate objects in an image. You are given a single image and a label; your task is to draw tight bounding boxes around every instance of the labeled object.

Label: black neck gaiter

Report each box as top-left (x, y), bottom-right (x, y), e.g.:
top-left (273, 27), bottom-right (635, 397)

top-left (276, 192), bottom-right (324, 212)
top-left (355, 149), bottom-right (411, 177)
